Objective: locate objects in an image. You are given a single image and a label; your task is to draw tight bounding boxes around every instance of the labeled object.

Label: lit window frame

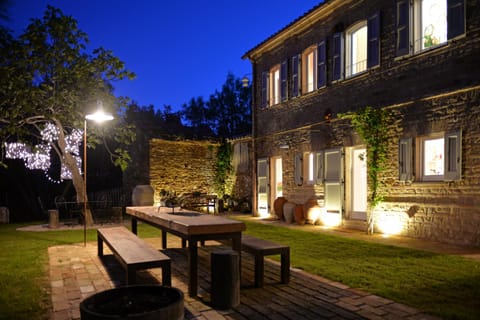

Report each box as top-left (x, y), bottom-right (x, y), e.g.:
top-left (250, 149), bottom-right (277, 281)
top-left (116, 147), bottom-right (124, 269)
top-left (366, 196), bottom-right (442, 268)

top-left (345, 21), bottom-right (368, 78)
top-left (301, 45), bottom-right (317, 94)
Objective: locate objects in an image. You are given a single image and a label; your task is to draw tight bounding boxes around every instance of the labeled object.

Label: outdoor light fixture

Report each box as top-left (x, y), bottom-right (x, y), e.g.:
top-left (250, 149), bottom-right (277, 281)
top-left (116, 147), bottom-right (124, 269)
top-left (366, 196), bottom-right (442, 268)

top-left (241, 74), bottom-right (251, 87)
top-left (83, 101), bottom-right (113, 246)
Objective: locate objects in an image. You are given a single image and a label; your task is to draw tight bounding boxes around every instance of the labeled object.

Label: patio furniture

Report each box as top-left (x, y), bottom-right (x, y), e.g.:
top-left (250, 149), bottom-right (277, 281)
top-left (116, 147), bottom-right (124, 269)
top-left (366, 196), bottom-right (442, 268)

top-left (241, 234), bottom-right (290, 288)
top-left (97, 226), bottom-right (171, 286)
top-left (126, 206), bottom-right (246, 296)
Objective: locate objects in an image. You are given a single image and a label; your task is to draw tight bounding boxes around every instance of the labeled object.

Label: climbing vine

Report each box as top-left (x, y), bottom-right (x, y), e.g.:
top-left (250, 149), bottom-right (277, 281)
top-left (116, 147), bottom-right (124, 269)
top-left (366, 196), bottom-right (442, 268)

top-left (339, 106), bottom-right (393, 234)
top-left (214, 140), bottom-right (233, 198)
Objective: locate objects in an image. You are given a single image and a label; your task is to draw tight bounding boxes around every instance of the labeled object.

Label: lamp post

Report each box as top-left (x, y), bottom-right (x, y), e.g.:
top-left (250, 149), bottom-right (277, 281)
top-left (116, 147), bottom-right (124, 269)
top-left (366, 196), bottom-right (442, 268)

top-left (83, 102), bottom-right (114, 246)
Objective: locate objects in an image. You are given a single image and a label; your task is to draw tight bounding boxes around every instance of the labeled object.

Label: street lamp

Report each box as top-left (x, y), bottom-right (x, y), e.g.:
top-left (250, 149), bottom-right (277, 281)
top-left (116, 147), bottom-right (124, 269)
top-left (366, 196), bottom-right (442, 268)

top-left (83, 101), bottom-right (114, 246)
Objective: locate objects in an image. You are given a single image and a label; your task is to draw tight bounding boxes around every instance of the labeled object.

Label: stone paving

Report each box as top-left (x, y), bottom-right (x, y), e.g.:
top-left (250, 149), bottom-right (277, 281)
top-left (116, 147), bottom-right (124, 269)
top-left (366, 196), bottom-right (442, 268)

top-left (47, 227), bottom-right (446, 320)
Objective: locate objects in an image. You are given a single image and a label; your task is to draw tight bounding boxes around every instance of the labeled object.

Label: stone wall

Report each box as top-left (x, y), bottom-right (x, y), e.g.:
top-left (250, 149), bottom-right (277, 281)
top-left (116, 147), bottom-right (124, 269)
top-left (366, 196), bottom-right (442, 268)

top-left (149, 139), bottom-right (219, 203)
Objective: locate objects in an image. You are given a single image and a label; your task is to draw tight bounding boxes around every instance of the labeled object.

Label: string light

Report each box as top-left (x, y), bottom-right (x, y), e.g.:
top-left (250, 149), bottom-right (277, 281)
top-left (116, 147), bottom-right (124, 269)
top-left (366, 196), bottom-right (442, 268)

top-left (5, 122), bottom-right (83, 183)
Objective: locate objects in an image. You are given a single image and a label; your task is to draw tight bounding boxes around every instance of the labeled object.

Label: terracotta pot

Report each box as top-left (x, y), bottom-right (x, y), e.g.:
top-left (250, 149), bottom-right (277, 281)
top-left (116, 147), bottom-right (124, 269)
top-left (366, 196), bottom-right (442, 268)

top-left (303, 199), bottom-right (321, 224)
top-left (294, 204), bottom-right (305, 225)
top-left (273, 197), bottom-right (287, 220)
top-left (283, 202), bottom-right (295, 224)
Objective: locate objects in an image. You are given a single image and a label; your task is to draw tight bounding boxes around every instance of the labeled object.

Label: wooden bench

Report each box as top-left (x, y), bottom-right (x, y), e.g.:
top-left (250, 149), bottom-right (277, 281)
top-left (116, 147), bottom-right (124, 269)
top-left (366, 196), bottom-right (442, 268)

top-left (97, 226), bottom-right (171, 286)
top-left (241, 235), bottom-right (290, 288)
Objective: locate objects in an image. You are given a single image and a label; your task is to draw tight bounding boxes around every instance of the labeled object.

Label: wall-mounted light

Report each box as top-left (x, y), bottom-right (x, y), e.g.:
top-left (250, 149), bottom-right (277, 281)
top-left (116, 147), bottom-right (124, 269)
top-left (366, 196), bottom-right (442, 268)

top-left (242, 74), bottom-right (251, 87)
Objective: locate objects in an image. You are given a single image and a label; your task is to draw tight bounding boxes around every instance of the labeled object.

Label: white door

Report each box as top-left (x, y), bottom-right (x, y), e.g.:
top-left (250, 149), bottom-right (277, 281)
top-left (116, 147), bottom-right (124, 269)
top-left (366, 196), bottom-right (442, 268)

top-left (324, 148), bottom-right (344, 217)
top-left (257, 158), bottom-right (269, 216)
top-left (351, 148), bottom-right (367, 220)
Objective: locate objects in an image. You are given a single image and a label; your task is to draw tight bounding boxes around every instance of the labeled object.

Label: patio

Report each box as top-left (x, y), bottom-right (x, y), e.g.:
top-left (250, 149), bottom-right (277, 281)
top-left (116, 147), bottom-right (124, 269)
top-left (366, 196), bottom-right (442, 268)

top-left (48, 234), bottom-right (440, 320)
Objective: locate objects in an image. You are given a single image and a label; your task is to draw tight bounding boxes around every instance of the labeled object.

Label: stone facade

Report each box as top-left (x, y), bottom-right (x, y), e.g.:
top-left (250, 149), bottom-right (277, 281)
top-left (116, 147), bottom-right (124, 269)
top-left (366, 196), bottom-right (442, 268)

top-left (149, 139), bottom-right (219, 203)
top-left (244, 0), bottom-right (480, 245)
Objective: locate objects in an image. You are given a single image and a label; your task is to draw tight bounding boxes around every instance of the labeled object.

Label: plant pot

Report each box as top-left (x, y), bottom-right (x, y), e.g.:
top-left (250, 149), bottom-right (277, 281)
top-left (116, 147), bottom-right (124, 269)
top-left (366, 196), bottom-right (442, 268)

top-left (132, 185), bottom-right (154, 206)
top-left (294, 204), bottom-right (305, 225)
top-left (273, 197), bottom-right (287, 220)
top-left (80, 285), bottom-right (184, 320)
top-left (283, 202), bottom-right (295, 224)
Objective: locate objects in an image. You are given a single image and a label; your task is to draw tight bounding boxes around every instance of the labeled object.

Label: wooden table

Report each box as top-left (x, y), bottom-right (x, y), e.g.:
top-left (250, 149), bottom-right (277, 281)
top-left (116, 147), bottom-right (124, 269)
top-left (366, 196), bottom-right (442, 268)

top-left (126, 206), bottom-right (246, 296)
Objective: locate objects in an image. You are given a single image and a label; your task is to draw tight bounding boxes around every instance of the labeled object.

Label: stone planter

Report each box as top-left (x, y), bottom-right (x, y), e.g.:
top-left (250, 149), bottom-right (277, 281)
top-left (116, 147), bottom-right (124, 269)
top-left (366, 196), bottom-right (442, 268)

top-left (80, 285), bottom-right (184, 320)
top-left (283, 202), bottom-right (295, 224)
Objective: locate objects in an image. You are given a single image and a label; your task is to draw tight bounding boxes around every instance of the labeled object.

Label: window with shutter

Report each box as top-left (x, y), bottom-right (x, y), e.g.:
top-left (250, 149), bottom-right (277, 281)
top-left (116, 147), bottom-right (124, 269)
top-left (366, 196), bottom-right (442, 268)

top-left (444, 130), bottom-right (462, 181)
top-left (367, 12), bottom-right (380, 68)
top-left (280, 60), bottom-right (288, 102)
top-left (261, 71), bottom-right (269, 108)
top-left (332, 32), bottom-right (344, 81)
top-left (399, 138), bottom-right (413, 181)
top-left (302, 46), bottom-right (317, 93)
top-left (317, 39), bottom-right (326, 88)
top-left (447, 0), bottom-right (465, 39)
top-left (291, 54), bottom-right (301, 97)
top-left (269, 64), bottom-right (281, 106)
top-left (345, 22), bottom-right (367, 77)
top-left (294, 153), bottom-right (303, 186)
top-left (396, 0), bottom-right (410, 56)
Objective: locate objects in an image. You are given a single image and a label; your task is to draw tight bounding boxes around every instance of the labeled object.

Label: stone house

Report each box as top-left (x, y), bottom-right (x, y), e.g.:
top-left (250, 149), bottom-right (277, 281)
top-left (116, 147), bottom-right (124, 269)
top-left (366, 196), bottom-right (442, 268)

top-left (242, 0), bottom-right (480, 245)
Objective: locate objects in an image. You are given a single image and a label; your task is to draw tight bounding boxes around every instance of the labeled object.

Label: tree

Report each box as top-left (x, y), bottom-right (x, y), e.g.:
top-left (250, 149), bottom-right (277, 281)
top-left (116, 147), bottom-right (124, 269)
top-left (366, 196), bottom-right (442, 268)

top-left (339, 106), bottom-right (393, 234)
top-left (0, 6), bottom-right (135, 225)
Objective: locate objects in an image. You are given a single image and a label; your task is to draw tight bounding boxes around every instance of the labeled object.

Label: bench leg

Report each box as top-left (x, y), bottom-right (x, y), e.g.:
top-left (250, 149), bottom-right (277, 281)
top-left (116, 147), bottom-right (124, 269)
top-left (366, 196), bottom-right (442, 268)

top-left (254, 255), bottom-right (264, 288)
top-left (162, 230), bottom-right (167, 249)
top-left (127, 267), bottom-right (136, 285)
top-left (162, 263), bottom-right (171, 287)
top-left (281, 249), bottom-right (290, 284)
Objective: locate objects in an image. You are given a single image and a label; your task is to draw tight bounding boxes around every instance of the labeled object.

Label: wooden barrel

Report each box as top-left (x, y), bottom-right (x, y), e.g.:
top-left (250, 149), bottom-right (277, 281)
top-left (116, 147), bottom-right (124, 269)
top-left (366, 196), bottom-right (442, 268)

top-left (80, 285), bottom-right (184, 320)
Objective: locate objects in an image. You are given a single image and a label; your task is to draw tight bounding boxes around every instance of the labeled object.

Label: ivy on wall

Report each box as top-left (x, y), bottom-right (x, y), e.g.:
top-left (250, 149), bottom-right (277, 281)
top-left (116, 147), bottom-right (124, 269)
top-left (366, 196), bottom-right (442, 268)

top-left (339, 106), bottom-right (393, 234)
top-left (213, 140), bottom-right (233, 198)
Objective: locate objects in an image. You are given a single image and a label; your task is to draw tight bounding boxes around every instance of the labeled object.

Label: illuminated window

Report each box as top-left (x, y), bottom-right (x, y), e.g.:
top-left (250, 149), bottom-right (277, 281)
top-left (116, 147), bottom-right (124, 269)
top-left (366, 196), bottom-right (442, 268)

top-left (396, 0), bottom-right (465, 56)
top-left (346, 22), bottom-right (368, 77)
top-left (417, 131), bottom-right (462, 181)
top-left (304, 152), bottom-right (315, 185)
top-left (302, 46), bottom-right (317, 93)
top-left (269, 64), bottom-right (281, 106)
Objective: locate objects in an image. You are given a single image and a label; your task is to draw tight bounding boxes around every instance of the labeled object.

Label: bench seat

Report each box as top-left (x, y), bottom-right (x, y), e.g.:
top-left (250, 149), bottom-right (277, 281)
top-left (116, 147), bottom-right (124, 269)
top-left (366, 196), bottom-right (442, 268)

top-left (97, 226), bottom-right (171, 286)
top-left (241, 235), bottom-right (290, 287)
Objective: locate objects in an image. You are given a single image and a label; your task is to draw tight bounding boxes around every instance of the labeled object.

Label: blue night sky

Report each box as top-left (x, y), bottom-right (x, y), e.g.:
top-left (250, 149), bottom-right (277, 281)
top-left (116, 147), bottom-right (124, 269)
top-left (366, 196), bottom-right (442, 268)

top-left (5, 1), bottom-right (321, 111)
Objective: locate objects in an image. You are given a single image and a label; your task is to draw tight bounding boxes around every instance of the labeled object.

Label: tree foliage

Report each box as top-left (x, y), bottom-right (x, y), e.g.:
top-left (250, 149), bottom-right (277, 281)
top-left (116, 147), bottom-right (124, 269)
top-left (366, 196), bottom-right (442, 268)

top-left (0, 6), bottom-right (136, 224)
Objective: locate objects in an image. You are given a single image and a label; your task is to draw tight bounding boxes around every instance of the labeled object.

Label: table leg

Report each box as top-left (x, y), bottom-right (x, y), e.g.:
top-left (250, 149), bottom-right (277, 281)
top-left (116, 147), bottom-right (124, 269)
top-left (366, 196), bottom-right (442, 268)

top-left (162, 230), bottom-right (167, 249)
top-left (188, 240), bottom-right (198, 296)
top-left (131, 218), bottom-right (137, 234)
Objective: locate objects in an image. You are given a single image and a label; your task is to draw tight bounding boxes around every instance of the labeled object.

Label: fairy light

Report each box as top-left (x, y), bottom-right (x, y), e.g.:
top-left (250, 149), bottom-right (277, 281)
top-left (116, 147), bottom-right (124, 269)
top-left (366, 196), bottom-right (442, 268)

top-left (5, 122), bottom-right (84, 183)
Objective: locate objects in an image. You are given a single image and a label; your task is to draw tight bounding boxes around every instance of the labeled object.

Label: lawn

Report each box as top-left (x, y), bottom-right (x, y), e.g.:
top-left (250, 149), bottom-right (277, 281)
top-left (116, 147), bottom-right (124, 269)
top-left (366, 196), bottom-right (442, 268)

top-left (0, 219), bottom-right (479, 320)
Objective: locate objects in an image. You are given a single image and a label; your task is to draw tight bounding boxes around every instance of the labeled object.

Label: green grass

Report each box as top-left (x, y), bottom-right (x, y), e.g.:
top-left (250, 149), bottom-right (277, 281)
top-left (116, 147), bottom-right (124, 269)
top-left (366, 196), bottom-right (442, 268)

top-left (0, 219), bottom-right (479, 319)
top-left (237, 218), bottom-right (480, 320)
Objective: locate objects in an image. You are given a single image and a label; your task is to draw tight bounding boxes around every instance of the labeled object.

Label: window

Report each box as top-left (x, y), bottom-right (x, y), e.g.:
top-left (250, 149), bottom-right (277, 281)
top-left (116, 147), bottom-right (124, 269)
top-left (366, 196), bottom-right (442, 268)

top-left (269, 64), bottom-right (281, 106)
top-left (396, 0), bottom-right (465, 56)
top-left (346, 22), bottom-right (368, 77)
top-left (417, 130), bottom-right (462, 181)
top-left (302, 46), bottom-right (317, 93)
top-left (304, 152), bottom-right (315, 185)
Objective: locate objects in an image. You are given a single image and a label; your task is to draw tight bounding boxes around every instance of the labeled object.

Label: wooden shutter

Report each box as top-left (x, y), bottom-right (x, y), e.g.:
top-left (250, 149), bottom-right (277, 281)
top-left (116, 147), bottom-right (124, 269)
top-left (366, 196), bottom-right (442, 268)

top-left (332, 32), bottom-right (343, 81)
top-left (291, 54), bottom-right (301, 97)
top-left (444, 130), bottom-right (462, 181)
top-left (261, 71), bottom-right (269, 108)
top-left (396, 0), bottom-right (410, 56)
top-left (447, 0), bottom-right (465, 40)
top-left (367, 12), bottom-right (380, 68)
top-left (317, 39), bottom-right (327, 88)
top-left (280, 60), bottom-right (288, 102)
top-left (398, 138), bottom-right (412, 181)
top-left (315, 151), bottom-right (324, 185)
top-left (294, 153), bottom-right (303, 186)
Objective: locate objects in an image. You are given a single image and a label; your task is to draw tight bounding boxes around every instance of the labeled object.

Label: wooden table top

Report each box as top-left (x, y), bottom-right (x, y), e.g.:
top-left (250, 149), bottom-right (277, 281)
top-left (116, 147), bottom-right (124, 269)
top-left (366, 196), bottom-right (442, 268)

top-left (126, 206), bottom-right (246, 235)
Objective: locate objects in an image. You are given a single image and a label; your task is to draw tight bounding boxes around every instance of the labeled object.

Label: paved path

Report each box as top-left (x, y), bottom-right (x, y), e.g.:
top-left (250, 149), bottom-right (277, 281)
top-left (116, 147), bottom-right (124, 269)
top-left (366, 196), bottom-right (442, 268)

top-left (48, 233), bottom-right (443, 320)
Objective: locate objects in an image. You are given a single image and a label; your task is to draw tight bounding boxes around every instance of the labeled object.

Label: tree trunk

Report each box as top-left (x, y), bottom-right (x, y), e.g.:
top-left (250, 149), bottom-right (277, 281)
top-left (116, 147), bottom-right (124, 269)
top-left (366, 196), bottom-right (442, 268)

top-left (54, 119), bottom-right (94, 226)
